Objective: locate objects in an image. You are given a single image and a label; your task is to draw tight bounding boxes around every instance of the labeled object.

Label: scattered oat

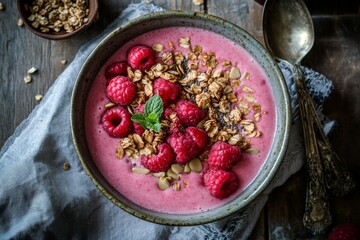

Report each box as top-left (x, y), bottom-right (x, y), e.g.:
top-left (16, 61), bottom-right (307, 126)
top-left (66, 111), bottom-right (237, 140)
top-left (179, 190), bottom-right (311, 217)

top-left (17, 18), bottom-right (24, 26)
top-left (24, 75), bottom-right (32, 83)
top-left (35, 94), bottom-right (43, 101)
top-left (61, 59), bottom-right (67, 65)
top-left (63, 162), bottom-right (71, 171)
top-left (193, 0), bottom-right (204, 5)
top-left (28, 67), bottom-right (38, 74)
top-left (0, 3), bottom-right (4, 10)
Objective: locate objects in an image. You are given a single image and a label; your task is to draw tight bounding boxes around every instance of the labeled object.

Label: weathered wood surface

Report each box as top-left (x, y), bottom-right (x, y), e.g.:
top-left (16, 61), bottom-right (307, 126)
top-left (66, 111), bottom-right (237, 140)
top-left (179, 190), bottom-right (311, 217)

top-left (1, 0), bottom-right (359, 239)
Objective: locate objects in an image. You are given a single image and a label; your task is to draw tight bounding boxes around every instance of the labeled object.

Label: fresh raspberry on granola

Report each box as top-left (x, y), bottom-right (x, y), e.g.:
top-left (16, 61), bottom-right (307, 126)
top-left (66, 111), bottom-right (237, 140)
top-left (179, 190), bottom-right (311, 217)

top-left (105, 61), bottom-right (129, 80)
top-left (185, 127), bottom-right (208, 150)
top-left (207, 141), bottom-right (242, 169)
top-left (127, 45), bottom-right (155, 71)
top-left (141, 143), bottom-right (175, 172)
top-left (166, 132), bottom-right (200, 165)
top-left (153, 78), bottom-right (182, 107)
top-left (175, 99), bottom-right (206, 126)
top-left (203, 168), bottom-right (239, 199)
top-left (106, 76), bottom-right (136, 106)
top-left (101, 107), bottom-right (133, 138)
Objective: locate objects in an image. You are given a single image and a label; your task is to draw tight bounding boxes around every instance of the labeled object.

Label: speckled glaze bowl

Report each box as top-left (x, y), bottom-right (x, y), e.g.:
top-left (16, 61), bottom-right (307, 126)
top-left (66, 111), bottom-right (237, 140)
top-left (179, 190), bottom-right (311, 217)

top-left (71, 11), bottom-right (291, 226)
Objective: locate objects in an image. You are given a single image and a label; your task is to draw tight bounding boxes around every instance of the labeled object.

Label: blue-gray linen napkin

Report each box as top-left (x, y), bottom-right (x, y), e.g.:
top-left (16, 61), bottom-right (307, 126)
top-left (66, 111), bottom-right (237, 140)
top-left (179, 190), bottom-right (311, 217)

top-left (0, 2), bottom-right (334, 240)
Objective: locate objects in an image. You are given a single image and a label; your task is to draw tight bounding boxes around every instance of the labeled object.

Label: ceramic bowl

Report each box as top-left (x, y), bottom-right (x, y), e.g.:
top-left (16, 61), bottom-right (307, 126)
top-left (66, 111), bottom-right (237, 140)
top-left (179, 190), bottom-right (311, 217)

top-left (16, 0), bottom-right (98, 40)
top-left (71, 10), bottom-right (291, 226)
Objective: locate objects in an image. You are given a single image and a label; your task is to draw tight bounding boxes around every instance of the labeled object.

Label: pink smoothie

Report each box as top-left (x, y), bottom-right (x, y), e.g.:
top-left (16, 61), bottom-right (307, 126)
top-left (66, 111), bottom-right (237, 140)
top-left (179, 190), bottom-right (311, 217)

top-left (85, 27), bottom-right (276, 214)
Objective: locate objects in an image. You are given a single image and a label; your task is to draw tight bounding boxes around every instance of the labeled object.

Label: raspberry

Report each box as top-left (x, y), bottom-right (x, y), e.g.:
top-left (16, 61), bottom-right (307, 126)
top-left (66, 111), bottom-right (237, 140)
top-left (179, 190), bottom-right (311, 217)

top-left (166, 132), bottom-right (200, 164)
top-left (127, 45), bottom-right (155, 71)
top-left (175, 99), bottom-right (206, 126)
top-left (105, 61), bottom-right (128, 80)
top-left (101, 107), bottom-right (133, 138)
top-left (328, 223), bottom-right (360, 240)
top-left (106, 76), bottom-right (136, 106)
top-left (185, 127), bottom-right (208, 150)
top-left (141, 143), bottom-right (175, 172)
top-left (153, 78), bottom-right (182, 106)
top-left (203, 168), bottom-right (239, 199)
top-left (207, 141), bottom-right (242, 169)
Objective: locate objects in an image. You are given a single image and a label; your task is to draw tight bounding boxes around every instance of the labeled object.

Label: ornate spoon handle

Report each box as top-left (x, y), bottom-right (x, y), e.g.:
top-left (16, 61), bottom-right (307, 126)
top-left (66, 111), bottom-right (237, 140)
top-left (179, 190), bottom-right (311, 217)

top-left (294, 65), bottom-right (332, 234)
top-left (293, 63), bottom-right (355, 197)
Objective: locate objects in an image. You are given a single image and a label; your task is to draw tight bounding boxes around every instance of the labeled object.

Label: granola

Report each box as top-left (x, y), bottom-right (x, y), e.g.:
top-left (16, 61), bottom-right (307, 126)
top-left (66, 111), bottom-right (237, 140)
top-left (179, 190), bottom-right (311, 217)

top-left (107, 36), bottom-right (264, 190)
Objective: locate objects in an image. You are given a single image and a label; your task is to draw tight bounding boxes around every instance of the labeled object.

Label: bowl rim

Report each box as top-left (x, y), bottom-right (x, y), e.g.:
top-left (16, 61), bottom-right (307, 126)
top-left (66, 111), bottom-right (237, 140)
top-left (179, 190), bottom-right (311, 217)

top-left (71, 10), bottom-right (291, 226)
top-left (16, 0), bottom-right (99, 40)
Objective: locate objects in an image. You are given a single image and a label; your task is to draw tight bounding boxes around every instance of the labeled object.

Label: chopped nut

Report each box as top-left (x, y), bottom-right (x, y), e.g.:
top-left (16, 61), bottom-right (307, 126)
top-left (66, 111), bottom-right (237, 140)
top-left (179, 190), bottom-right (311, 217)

top-left (60, 59), bottom-right (67, 65)
top-left (24, 75), bottom-right (32, 83)
top-left (173, 182), bottom-right (181, 191)
top-left (35, 94), bottom-right (43, 101)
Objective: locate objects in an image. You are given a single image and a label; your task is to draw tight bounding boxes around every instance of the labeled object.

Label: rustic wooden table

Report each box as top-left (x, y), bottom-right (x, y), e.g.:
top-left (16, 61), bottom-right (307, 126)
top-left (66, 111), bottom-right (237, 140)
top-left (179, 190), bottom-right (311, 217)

top-left (1, 0), bottom-right (360, 239)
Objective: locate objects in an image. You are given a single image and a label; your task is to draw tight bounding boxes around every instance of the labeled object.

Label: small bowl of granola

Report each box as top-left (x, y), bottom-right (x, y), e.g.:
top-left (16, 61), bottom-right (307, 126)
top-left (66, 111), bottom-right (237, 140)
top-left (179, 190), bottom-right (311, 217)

top-left (71, 11), bottom-right (291, 225)
top-left (16, 0), bottom-right (98, 40)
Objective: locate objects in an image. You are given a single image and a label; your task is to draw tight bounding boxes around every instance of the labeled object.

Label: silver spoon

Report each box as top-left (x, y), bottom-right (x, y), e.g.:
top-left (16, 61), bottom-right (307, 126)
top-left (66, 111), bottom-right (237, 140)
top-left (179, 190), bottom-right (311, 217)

top-left (263, 0), bottom-right (355, 235)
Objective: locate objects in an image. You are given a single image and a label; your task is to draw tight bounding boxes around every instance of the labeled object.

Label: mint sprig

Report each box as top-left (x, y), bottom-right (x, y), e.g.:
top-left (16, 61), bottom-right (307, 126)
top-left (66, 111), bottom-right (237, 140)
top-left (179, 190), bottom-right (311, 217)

top-left (131, 94), bottom-right (163, 133)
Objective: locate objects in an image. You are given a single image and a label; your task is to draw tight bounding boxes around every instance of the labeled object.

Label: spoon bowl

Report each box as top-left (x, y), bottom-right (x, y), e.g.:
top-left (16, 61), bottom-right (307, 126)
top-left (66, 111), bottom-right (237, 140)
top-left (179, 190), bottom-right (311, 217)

top-left (263, 0), bottom-right (314, 64)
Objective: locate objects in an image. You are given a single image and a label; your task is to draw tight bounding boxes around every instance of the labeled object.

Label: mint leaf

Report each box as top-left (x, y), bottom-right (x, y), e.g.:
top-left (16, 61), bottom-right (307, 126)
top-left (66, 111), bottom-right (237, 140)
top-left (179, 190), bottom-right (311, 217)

top-left (144, 94), bottom-right (163, 117)
top-left (131, 95), bottom-right (164, 133)
top-left (131, 113), bottom-right (147, 129)
top-left (150, 123), bottom-right (162, 133)
top-left (146, 112), bottom-right (159, 125)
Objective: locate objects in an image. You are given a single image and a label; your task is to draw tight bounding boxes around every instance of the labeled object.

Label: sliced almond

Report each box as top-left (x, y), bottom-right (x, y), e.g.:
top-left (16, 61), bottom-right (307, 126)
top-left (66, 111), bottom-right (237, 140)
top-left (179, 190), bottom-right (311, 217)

top-left (167, 168), bottom-right (180, 180)
top-left (158, 177), bottom-right (172, 190)
top-left (245, 148), bottom-right (260, 155)
top-left (153, 172), bottom-right (165, 178)
top-left (105, 102), bottom-right (116, 108)
top-left (171, 163), bottom-right (184, 174)
top-left (189, 158), bottom-right (202, 173)
top-left (132, 167), bottom-right (150, 175)
top-left (184, 163), bottom-right (191, 173)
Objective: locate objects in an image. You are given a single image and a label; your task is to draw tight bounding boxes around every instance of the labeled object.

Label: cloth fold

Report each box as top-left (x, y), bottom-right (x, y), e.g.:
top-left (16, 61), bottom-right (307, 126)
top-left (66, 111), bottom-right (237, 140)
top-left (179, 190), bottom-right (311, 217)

top-left (0, 2), bottom-right (333, 240)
